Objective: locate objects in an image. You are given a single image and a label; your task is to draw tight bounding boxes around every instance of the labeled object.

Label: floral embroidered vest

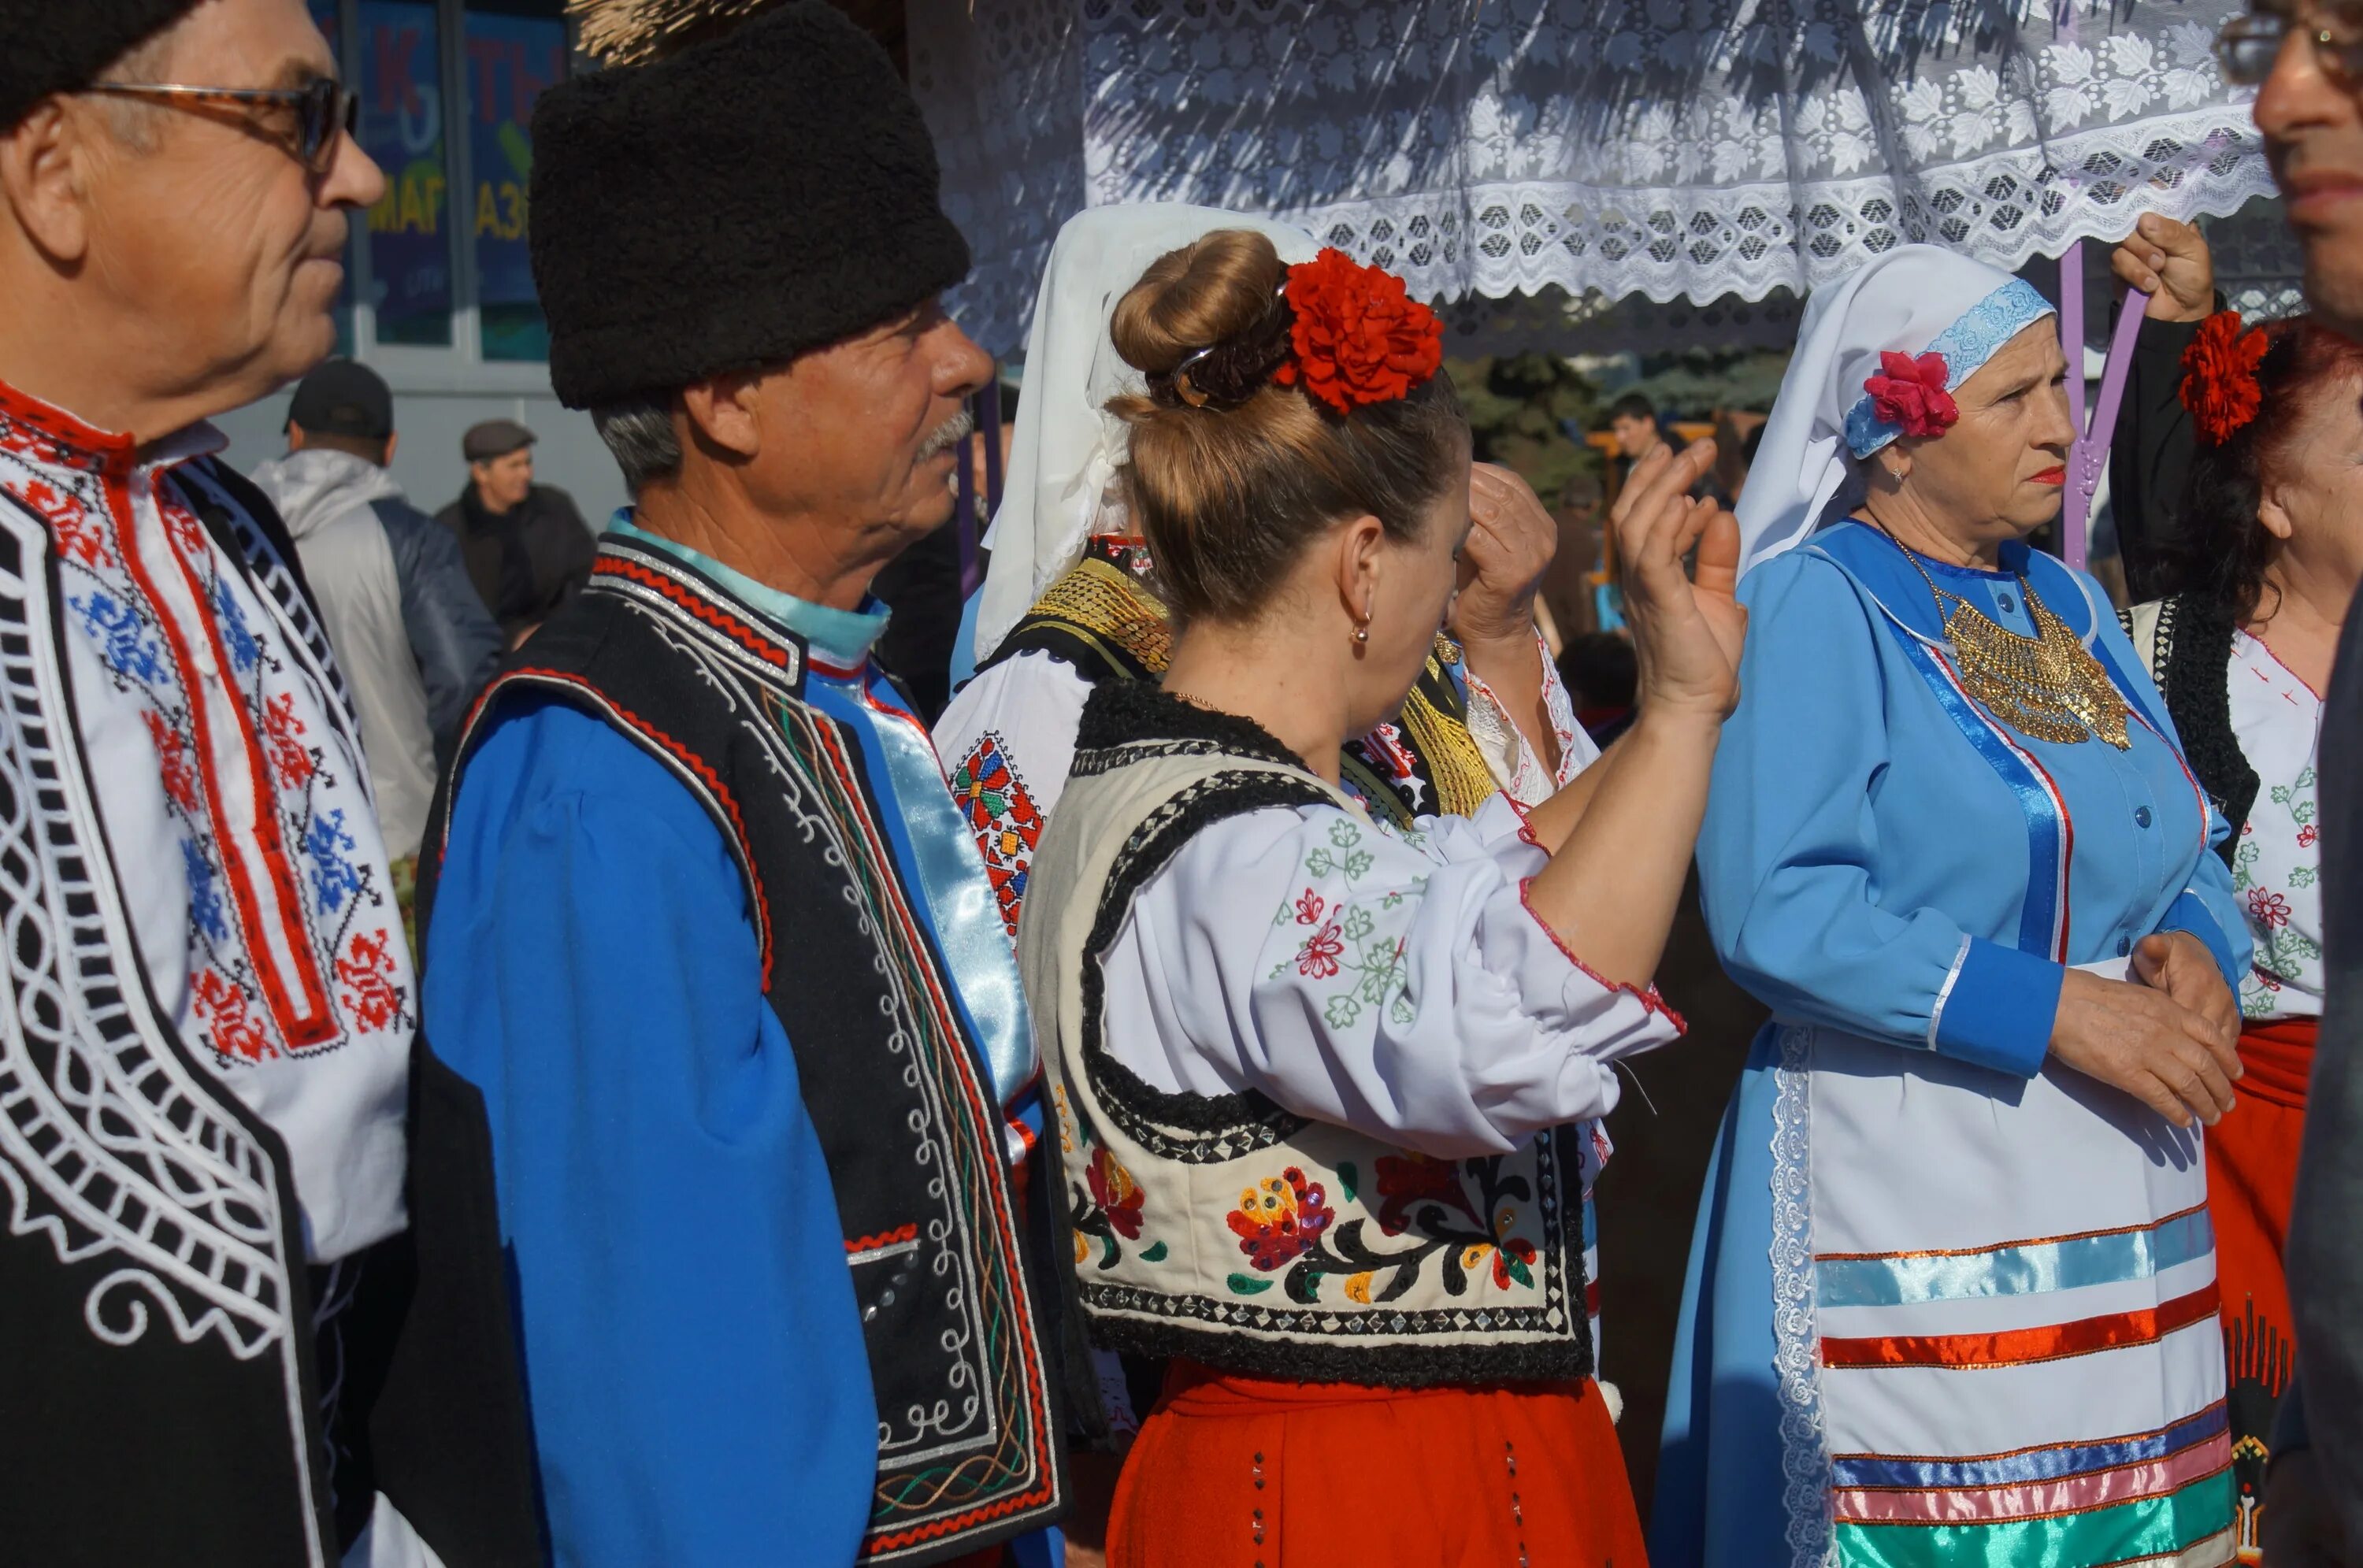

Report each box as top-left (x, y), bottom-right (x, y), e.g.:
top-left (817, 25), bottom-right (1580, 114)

top-left (1022, 680), bottom-right (1590, 1388)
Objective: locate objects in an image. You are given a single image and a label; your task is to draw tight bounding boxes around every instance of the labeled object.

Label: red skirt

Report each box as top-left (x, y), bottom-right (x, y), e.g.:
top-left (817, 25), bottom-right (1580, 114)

top-left (1107, 1361), bottom-right (1647, 1567)
top-left (2206, 1017), bottom-right (2313, 1560)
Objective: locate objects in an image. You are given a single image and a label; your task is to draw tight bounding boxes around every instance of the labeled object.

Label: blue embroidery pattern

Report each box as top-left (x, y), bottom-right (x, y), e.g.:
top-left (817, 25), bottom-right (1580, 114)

top-left (1843, 279), bottom-right (2055, 457)
top-left (210, 573), bottom-right (261, 674)
top-left (182, 838), bottom-right (228, 942)
top-left (70, 591), bottom-right (167, 684)
top-left (306, 809), bottom-right (362, 912)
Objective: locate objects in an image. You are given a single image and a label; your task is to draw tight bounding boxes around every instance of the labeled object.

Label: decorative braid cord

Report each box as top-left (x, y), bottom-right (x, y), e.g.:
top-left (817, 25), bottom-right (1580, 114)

top-left (1027, 558), bottom-right (1174, 677)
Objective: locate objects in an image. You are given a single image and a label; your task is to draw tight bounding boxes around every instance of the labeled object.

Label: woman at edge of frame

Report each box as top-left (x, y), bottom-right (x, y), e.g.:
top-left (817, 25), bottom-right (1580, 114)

top-left (1017, 227), bottom-right (1745, 1565)
top-left (1653, 243), bottom-right (2252, 1568)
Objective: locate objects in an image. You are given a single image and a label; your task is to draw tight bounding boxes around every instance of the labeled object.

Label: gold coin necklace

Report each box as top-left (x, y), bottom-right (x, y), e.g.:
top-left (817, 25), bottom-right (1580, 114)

top-left (1875, 525), bottom-right (2131, 751)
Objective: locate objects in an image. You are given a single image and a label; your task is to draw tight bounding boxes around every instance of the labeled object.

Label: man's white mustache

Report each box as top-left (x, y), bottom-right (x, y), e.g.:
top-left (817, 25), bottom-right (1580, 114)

top-left (918, 409), bottom-right (975, 462)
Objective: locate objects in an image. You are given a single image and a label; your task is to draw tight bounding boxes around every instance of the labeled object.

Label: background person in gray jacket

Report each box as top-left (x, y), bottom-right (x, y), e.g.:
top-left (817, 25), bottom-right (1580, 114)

top-left (252, 359), bottom-right (501, 872)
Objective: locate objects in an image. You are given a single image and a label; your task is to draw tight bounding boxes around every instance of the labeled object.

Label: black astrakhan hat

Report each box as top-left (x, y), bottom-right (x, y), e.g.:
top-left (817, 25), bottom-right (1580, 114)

top-left (530, 1), bottom-right (972, 410)
top-left (0, 1), bottom-right (203, 134)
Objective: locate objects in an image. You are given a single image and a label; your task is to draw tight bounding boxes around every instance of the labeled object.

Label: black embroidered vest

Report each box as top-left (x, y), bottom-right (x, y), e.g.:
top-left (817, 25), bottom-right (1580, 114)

top-left (425, 536), bottom-right (1064, 1563)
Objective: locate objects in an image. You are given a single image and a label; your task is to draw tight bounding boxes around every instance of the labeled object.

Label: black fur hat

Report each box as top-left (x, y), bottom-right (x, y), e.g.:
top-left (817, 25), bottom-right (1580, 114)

top-left (530, 1), bottom-right (971, 409)
top-left (0, 1), bottom-right (202, 133)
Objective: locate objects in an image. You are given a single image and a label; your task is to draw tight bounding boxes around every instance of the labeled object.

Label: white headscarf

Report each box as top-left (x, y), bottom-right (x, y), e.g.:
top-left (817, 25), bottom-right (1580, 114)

top-left (972, 203), bottom-right (1319, 662)
top-left (1734, 243), bottom-right (2057, 576)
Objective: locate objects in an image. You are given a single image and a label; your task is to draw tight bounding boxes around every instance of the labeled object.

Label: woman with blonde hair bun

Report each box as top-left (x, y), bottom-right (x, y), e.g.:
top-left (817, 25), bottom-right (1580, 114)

top-left (1019, 224), bottom-right (1744, 1564)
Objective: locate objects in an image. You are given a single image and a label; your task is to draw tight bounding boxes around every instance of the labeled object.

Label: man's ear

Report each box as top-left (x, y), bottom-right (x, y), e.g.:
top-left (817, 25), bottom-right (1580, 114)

top-left (287, 421), bottom-right (310, 453)
top-left (680, 368), bottom-right (766, 462)
top-left (384, 431), bottom-right (400, 466)
top-left (0, 101), bottom-right (98, 265)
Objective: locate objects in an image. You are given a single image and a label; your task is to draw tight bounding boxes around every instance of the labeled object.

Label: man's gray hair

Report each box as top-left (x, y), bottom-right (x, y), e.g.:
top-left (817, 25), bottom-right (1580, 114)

top-left (592, 398), bottom-right (682, 493)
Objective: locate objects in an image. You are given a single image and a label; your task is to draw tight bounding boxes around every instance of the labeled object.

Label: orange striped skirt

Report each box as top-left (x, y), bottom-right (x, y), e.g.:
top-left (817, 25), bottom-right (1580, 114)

top-left (1107, 1361), bottom-right (1646, 1567)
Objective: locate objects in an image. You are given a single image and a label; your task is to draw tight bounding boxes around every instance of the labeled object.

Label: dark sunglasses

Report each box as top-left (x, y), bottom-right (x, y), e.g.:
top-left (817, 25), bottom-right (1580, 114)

top-left (83, 76), bottom-right (359, 172)
top-left (2216, 5), bottom-right (2363, 84)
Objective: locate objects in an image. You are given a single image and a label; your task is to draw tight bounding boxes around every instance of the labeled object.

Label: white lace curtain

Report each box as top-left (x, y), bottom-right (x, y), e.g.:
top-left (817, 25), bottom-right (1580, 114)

top-left (913, 0), bottom-right (2276, 357)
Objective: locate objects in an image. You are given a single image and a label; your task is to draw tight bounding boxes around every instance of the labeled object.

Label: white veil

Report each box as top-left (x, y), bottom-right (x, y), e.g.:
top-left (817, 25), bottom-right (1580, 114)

top-left (971, 203), bottom-right (1319, 662)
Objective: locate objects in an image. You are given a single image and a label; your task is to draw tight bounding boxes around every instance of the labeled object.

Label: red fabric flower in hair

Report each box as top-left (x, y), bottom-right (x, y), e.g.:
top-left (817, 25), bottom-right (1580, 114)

top-left (1863, 351), bottom-right (1960, 439)
top-left (1273, 247), bottom-right (1445, 413)
top-left (2179, 311), bottom-right (2268, 446)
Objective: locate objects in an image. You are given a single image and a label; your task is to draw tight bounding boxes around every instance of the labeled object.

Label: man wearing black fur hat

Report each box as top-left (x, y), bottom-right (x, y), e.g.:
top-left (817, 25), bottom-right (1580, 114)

top-left (420, 4), bottom-right (1065, 1564)
top-left (0, 1), bottom-right (538, 1562)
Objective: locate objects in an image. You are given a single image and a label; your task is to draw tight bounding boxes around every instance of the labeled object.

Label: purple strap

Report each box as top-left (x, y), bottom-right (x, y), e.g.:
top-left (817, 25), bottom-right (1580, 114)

top-left (958, 379), bottom-right (1003, 601)
top-left (2057, 238), bottom-right (2152, 571)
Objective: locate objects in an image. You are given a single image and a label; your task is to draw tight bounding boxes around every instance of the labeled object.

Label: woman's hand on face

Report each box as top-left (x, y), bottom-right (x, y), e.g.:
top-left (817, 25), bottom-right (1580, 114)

top-left (2110, 214), bottom-right (2215, 324)
top-left (1455, 463), bottom-right (1557, 649)
top-left (1612, 439), bottom-right (1748, 724)
top-left (2131, 932), bottom-right (2244, 1058)
top-left (2048, 967), bottom-right (2242, 1128)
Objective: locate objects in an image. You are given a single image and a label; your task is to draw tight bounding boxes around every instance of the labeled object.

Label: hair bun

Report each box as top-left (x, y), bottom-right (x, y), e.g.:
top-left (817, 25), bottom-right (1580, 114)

top-left (1111, 229), bottom-right (1291, 387)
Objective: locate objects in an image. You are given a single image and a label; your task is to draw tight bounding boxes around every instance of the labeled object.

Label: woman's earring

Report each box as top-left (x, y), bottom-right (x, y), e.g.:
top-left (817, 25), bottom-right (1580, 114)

top-left (1354, 617), bottom-right (1371, 646)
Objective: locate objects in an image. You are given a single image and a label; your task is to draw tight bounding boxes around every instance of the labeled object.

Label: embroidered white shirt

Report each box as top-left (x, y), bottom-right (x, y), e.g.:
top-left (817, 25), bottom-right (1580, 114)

top-left (2228, 628), bottom-right (2324, 1021)
top-left (0, 389), bottom-right (411, 1263)
top-left (1099, 795), bottom-right (1681, 1157)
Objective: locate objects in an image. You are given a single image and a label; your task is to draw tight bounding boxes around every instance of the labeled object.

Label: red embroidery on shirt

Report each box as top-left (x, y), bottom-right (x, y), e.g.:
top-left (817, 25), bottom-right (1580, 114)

top-left (1294, 888), bottom-right (1326, 925)
top-left (158, 493), bottom-right (210, 561)
top-left (2248, 888), bottom-right (2293, 930)
top-left (193, 969), bottom-right (274, 1062)
top-left (262, 691), bottom-right (315, 790)
top-left (2299, 824), bottom-right (2319, 849)
top-left (336, 929), bottom-right (406, 1032)
top-left (142, 709), bottom-right (201, 815)
top-left (1296, 918), bottom-right (1345, 978)
top-left (20, 479), bottom-right (112, 567)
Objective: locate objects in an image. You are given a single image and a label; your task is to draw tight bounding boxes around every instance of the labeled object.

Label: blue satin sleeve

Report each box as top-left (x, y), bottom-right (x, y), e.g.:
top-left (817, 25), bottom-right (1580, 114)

top-left (1698, 550), bottom-right (2058, 1077)
top-left (425, 699), bottom-right (874, 1566)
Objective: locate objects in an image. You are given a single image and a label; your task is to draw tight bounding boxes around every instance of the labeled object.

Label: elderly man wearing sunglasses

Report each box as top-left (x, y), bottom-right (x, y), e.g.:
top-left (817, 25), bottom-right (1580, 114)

top-left (2208, 0), bottom-right (2363, 1560)
top-left (0, 2), bottom-right (538, 1564)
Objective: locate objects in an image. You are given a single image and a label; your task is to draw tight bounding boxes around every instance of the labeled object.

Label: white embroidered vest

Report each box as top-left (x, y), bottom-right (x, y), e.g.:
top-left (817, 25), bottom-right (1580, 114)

top-left (1020, 684), bottom-right (1589, 1387)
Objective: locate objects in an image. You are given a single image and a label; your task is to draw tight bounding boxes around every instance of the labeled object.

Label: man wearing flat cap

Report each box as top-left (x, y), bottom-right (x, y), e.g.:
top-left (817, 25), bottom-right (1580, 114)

top-left (436, 416), bottom-right (596, 647)
top-left (421, 4), bottom-right (1064, 1563)
top-left (0, 0), bottom-right (536, 1562)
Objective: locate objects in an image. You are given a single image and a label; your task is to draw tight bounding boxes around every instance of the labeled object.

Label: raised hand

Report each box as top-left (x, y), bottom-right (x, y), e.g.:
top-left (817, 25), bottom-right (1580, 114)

top-left (1456, 462), bottom-right (1557, 647)
top-left (1610, 439), bottom-right (1747, 724)
top-left (2109, 214), bottom-right (2215, 324)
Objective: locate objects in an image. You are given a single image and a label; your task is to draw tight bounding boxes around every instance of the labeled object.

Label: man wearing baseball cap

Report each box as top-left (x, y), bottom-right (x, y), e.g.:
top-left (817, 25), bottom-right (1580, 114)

top-left (0, 0), bottom-right (535, 1560)
top-left (252, 359), bottom-right (501, 869)
top-left (436, 413), bottom-right (596, 645)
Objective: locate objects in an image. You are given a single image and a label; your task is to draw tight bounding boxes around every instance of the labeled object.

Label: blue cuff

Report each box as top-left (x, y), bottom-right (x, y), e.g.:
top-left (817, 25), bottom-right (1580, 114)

top-left (1931, 938), bottom-right (2061, 1078)
top-left (2159, 891), bottom-right (2240, 987)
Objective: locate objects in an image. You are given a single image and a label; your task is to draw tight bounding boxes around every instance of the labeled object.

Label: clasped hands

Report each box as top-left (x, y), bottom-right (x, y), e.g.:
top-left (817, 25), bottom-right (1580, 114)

top-left (2049, 931), bottom-right (2244, 1129)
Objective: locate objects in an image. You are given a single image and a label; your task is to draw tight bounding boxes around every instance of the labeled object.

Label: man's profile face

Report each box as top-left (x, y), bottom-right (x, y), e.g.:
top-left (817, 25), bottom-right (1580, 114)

top-left (473, 448), bottom-right (535, 510)
top-left (746, 298), bottom-right (993, 549)
top-left (1611, 413), bottom-right (1656, 458)
top-left (2256, 0), bottom-right (2363, 335)
top-left (71, 0), bottom-right (384, 411)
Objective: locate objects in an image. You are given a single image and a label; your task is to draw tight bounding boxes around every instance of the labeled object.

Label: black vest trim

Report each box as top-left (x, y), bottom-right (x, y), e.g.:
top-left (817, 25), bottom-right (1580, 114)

top-left (426, 536), bottom-right (1063, 1564)
top-left (2146, 595), bottom-right (2261, 864)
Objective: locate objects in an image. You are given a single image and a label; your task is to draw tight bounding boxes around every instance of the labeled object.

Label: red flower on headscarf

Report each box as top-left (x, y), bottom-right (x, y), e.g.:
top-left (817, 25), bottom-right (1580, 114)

top-left (1863, 351), bottom-right (1960, 439)
top-left (1273, 247), bottom-right (1445, 413)
top-left (2179, 311), bottom-right (2268, 446)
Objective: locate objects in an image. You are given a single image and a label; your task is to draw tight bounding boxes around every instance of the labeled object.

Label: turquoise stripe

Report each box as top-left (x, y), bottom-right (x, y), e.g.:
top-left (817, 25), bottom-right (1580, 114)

top-left (1817, 1207), bottom-right (2213, 1308)
top-left (1834, 1468), bottom-right (2231, 1568)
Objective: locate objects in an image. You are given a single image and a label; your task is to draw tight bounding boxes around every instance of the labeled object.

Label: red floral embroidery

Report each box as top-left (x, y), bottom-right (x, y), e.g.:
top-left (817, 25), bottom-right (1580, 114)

top-left (2249, 888), bottom-right (2293, 930)
top-left (20, 479), bottom-right (111, 568)
top-left (950, 732), bottom-right (1041, 939)
top-left (193, 969), bottom-right (273, 1062)
top-left (1374, 1151), bottom-right (1482, 1235)
top-left (142, 709), bottom-right (201, 815)
top-left (1296, 918), bottom-right (1345, 978)
top-left (1490, 1236), bottom-right (1540, 1289)
top-left (2179, 311), bottom-right (2269, 447)
top-left (1271, 247), bottom-right (1445, 413)
top-left (1294, 888), bottom-right (1326, 925)
top-left (336, 929), bottom-right (406, 1032)
top-left (159, 495), bottom-right (209, 561)
top-left (2299, 824), bottom-right (2319, 849)
top-left (1863, 350), bottom-right (1960, 439)
top-left (1227, 1166), bottom-right (1335, 1270)
top-left (262, 691), bottom-right (315, 790)
top-left (1086, 1147), bottom-right (1145, 1240)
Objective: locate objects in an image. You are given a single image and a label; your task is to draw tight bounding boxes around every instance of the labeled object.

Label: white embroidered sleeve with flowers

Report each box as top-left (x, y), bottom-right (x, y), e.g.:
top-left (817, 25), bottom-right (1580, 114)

top-left (1462, 629), bottom-right (1597, 804)
top-left (1099, 792), bottom-right (1681, 1158)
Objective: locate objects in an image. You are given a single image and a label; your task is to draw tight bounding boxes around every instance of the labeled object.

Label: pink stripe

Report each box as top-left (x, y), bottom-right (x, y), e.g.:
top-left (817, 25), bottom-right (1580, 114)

top-left (1831, 1433), bottom-right (2230, 1523)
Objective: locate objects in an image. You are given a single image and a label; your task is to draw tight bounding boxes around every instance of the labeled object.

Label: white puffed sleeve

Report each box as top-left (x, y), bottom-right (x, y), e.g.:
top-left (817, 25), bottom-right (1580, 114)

top-left (1098, 794), bottom-right (1682, 1158)
top-left (933, 649), bottom-right (1093, 938)
top-left (1461, 630), bottom-right (1597, 806)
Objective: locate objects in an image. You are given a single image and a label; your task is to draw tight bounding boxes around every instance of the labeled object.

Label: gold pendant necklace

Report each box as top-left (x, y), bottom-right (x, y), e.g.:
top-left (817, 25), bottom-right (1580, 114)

top-left (1879, 526), bottom-right (2131, 751)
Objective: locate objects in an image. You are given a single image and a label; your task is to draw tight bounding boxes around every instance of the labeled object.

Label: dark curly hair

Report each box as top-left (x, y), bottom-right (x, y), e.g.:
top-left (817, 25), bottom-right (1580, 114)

top-left (2161, 315), bottom-right (2363, 622)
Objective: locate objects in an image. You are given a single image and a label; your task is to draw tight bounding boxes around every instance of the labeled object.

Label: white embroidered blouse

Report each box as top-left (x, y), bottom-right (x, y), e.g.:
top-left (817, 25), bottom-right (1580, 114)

top-left (0, 387), bottom-right (413, 1263)
top-left (1098, 793), bottom-right (1681, 1155)
top-left (2228, 628), bottom-right (2324, 1021)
